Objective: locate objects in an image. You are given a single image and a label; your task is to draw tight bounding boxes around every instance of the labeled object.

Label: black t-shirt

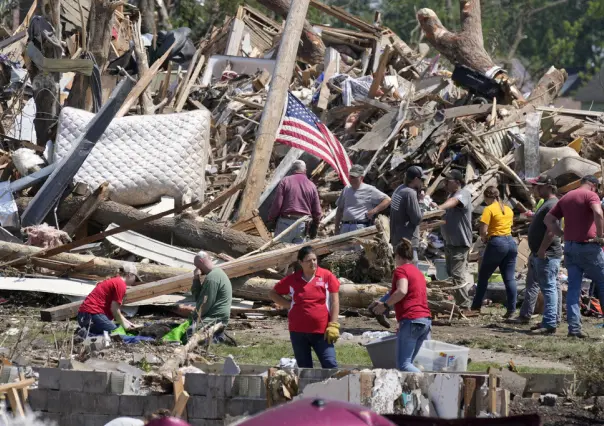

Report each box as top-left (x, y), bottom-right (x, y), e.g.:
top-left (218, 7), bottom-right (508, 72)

top-left (528, 197), bottom-right (562, 258)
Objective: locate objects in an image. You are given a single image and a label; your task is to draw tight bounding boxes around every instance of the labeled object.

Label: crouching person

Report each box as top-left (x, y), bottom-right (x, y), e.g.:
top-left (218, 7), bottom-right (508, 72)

top-left (372, 239), bottom-right (432, 372)
top-left (269, 246), bottom-right (341, 368)
top-left (187, 251), bottom-right (233, 343)
top-left (77, 263), bottom-right (140, 335)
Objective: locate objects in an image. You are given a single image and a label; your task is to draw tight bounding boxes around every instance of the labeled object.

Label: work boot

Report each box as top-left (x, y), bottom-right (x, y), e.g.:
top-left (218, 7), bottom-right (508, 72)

top-left (531, 326), bottom-right (556, 335)
top-left (568, 331), bottom-right (589, 339)
top-left (507, 315), bottom-right (531, 324)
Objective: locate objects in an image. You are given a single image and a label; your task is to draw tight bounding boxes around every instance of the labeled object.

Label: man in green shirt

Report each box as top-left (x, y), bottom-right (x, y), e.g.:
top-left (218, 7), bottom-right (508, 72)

top-left (187, 251), bottom-right (233, 342)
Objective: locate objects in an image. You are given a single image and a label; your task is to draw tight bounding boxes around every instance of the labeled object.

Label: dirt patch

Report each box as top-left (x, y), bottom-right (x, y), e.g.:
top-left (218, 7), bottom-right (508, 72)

top-left (510, 396), bottom-right (604, 426)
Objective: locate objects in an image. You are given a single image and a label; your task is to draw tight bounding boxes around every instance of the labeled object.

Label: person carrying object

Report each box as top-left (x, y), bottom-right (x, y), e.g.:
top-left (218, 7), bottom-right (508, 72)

top-left (268, 160), bottom-right (322, 243)
top-left (390, 165), bottom-right (426, 264)
top-left (437, 169), bottom-right (474, 311)
top-left (269, 246), bottom-right (341, 368)
top-left (472, 186), bottom-right (518, 317)
top-left (77, 263), bottom-right (141, 335)
top-left (334, 164), bottom-right (391, 235)
top-left (371, 239), bottom-right (432, 372)
top-left (545, 174), bottom-right (604, 338)
top-left (186, 251), bottom-right (232, 343)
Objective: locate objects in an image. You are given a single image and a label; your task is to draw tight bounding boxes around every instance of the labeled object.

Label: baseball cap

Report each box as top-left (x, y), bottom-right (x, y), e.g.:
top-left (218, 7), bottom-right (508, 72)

top-left (443, 169), bottom-right (465, 184)
top-left (581, 174), bottom-right (600, 187)
top-left (120, 262), bottom-right (142, 282)
top-left (349, 164), bottom-right (364, 178)
top-left (527, 175), bottom-right (555, 186)
top-left (406, 166), bottom-right (428, 180)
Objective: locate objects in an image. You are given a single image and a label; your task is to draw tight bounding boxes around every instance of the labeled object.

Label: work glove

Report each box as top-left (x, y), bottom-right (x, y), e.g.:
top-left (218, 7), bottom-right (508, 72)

top-left (324, 322), bottom-right (340, 344)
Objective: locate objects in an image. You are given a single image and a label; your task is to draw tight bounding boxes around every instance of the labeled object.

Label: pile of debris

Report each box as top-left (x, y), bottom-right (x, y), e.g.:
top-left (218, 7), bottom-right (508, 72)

top-left (0, 0), bottom-right (598, 335)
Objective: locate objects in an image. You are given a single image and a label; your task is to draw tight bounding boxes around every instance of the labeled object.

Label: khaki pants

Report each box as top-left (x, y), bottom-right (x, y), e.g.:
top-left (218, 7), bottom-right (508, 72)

top-left (445, 245), bottom-right (472, 309)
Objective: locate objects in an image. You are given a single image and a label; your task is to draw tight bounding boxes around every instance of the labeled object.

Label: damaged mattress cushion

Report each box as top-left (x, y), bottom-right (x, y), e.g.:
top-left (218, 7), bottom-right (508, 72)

top-left (54, 107), bottom-right (210, 206)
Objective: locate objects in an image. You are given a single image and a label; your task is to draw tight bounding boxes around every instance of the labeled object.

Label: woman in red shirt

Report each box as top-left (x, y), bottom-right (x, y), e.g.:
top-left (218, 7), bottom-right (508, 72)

top-left (269, 246), bottom-right (341, 368)
top-left (373, 239), bottom-right (431, 372)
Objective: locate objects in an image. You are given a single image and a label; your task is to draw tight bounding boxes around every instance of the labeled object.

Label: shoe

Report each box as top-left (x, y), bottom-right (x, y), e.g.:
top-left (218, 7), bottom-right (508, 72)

top-left (568, 331), bottom-right (589, 339)
top-left (530, 323), bottom-right (542, 331)
top-left (503, 311), bottom-right (516, 319)
top-left (507, 316), bottom-right (531, 324)
top-left (460, 309), bottom-right (481, 317)
top-left (531, 326), bottom-right (556, 335)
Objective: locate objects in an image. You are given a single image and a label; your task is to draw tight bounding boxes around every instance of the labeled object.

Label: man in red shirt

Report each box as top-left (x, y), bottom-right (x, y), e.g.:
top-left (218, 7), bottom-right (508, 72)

top-left (269, 246), bottom-right (340, 368)
top-left (268, 160), bottom-right (322, 244)
top-left (545, 175), bottom-right (604, 338)
top-left (77, 263), bottom-right (140, 335)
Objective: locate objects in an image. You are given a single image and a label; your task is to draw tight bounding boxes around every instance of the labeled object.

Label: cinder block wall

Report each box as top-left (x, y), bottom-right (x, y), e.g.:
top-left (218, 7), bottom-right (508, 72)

top-left (28, 368), bottom-right (272, 426)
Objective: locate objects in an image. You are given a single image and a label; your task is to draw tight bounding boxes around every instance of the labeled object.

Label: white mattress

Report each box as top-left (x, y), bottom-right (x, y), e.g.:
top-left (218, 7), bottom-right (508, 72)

top-left (54, 107), bottom-right (210, 206)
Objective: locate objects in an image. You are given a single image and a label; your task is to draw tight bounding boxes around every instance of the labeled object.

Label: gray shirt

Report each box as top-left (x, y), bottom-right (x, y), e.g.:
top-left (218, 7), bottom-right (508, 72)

top-left (441, 188), bottom-right (473, 247)
top-left (336, 183), bottom-right (388, 222)
top-left (528, 197), bottom-right (562, 258)
top-left (390, 185), bottom-right (422, 248)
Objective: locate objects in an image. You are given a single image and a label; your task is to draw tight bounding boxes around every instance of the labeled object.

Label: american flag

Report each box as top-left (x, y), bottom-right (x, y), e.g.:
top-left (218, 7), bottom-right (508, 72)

top-left (276, 92), bottom-right (351, 186)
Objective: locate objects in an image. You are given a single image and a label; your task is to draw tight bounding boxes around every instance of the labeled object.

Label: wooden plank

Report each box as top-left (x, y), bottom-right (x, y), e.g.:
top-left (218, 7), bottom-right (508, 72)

top-left (0, 378), bottom-right (35, 393)
top-left (116, 45), bottom-right (174, 118)
top-left (500, 389), bottom-right (510, 417)
top-left (559, 171), bottom-right (602, 193)
top-left (536, 106), bottom-right (604, 119)
top-left (367, 45), bottom-right (391, 99)
top-left (40, 226), bottom-right (379, 321)
top-left (488, 372), bottom-right (497, 414)
top-left (317, 47), bottom-right (339, 111)
top-left (62, 182), bottom-right (109, 237)
top-left (463, 377), bottom-right (477, 417)
top-left (224, 18), bottom-right (245, 55)
top-left (251, 215), bottom-right (271, 240)
top-left (7, 387), bottom-right (24, 417)
top-left (309, 0), bottom-right (377, 34)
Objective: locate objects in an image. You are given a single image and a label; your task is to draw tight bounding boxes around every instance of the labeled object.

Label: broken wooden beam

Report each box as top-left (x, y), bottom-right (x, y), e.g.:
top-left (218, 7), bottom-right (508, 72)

top-left (62, 182), bottom-right (110, 237)
top-left (40, 226), bottom-right (380, 321)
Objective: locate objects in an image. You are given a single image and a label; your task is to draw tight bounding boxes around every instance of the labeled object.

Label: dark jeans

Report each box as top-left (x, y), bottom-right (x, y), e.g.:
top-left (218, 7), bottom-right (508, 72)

top-left (289, 331), bottom-right (337, 368)
top-left (77, 312), bottom-right (117, 335)
top-left (472, 235), bottom-right (518, 313)
top-left (397, 317), bottom-right (431, 372)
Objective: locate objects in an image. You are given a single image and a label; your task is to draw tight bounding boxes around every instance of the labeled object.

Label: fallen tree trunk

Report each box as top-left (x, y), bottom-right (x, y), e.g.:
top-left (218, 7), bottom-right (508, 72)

top-left (0, 241), bottom-right (189, 281)
top-left (40, 226), bottom-right (380, 321)
top-left (16, 197), bottom-right (267, 258)
top-left (231, 276), bottom-right (388, 308)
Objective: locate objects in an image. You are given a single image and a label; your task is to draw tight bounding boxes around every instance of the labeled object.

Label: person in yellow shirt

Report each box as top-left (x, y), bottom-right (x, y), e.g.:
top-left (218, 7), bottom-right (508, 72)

top-left (471, 186), bottom-right (518, 317)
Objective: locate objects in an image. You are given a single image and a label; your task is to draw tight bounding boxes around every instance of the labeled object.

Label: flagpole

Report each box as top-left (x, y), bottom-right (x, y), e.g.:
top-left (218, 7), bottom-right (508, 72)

top-left (237, 0), bottom-right (311, 222)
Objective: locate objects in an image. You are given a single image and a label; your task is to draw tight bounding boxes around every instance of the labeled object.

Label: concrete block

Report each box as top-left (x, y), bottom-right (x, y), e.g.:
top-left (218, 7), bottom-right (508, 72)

top-left (81, 394), bottom-right (120, 416)
top-left (185, 373), bottom-right (209, 396)
top-left (27, 389), bottom-right (48, 411)
top-left (142, 394), bottom-right (173, 414)
top-left (232, 376), bottom-right (265, 398)
top-left (39, 412), bottom-right (61, 425)
top-left (119, 395), bottom-right (147, 416)
top-left (82, 414), bottom-right (112, 426)
top-left (227, 397), bottom-right (267, 417)
top-left (81, 371), bottom-right (111, 393)
top-left (60, 370), bottom-right (85, 392)
top-left (223, 355), bottom-right (241, 375)
top-left (209, 375), bottom-right (233, 397)
top-left (298, 378), bottom-right (321, 392)
top-left (187, 396), bottom-right (226, 419)
top-left (349, 373), bottom-right (361, 405)
top-left (60, 391), bottom-right (86, 414)
top-left (46, 390), bottom-right (61, 413)
top-left (298, 368), bottom-right (338, 380)
top-left (300, 375), bottom-right (349, 402)
top-left (157, 394), bottom-right (175, 410)
top-left (110, 372), bottom-right (141, 394)
top-left (38, 368), bottom-right (61, 390)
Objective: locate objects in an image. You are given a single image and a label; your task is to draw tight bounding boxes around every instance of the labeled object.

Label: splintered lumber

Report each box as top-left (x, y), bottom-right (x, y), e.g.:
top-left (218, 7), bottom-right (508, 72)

top-left (40, 226), bottom-right (379, 321)
top-left (16, 186), bottom-right (263, 259)
top-left (62, 182), bottom-right (109, 237)
top-left (230, 277), bottom-right (388, 307)
top-left (160, 322), bottom-right (224, 381)
top-left (238, 0), bottom-right (312, 220)
top-left (0, 241), bottom-right (189, 281)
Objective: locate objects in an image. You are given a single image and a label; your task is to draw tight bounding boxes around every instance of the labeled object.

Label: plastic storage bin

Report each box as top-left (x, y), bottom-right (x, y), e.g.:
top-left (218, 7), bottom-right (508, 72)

top-left (364, 337), bottom-right (469, 371)
top-left (414, 340), bottom-right (469, 372)
top-left (364, 335), bottom-right (397, 369)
